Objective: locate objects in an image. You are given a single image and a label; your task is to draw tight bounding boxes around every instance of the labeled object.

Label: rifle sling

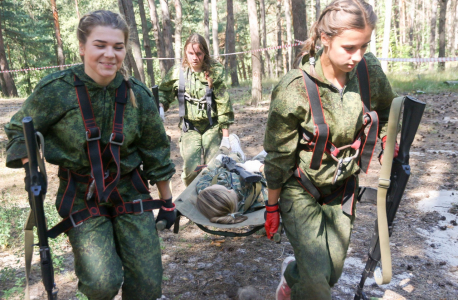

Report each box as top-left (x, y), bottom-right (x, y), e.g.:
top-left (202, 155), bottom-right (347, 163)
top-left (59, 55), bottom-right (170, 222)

top-left (375, 96), bottom-right (405, 285)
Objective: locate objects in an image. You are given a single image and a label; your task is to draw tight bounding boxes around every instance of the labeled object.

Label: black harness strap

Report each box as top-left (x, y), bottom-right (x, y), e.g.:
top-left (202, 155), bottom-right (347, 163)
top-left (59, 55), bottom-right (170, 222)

top-left (182, 117), bottom-right (218, 134)
top-left (356, 57), bottom-right (371, 112)
top-left (359, 111), bottom-right (379, 173)
top-left (73, 76), bottom-right (127, 204)
top-left (301, 71), bottom-right (329, 170)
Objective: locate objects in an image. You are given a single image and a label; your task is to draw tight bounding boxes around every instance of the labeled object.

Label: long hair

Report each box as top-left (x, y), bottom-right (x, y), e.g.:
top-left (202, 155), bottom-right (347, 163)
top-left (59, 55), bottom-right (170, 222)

top-left (196, 185), bottom-right (247, 224)
top-left (296, 0), bottom-right (377, 76)
top-left (182, 33), bottom-right (216, 88)
top-left (77, 10), bottom-right (137, 107)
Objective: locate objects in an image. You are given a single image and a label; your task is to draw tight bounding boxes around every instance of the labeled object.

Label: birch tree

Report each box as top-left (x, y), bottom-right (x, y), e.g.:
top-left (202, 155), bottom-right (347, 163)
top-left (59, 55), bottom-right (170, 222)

top-left (204, 0), bottom-right (210, 48)
top-left (429, 0), bottom-right (438, 70)
top-left (247, 0), bottom-right (262, 106)
top-left (284, 0), bottom-right (293, 70)
top-left (276, 0), bottom-right (282, 76)
top-left (211, 0), bottom-right (219, 58)
top-left (381, 0), bottom-right (392, 72)
top-left (260, 0), bottom-right (272, 77)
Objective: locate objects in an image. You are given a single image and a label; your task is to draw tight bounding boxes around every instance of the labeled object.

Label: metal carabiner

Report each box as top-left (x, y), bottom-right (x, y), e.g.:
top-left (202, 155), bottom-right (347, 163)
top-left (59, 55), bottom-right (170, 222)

top-left (332, 158), bottom-right (344, 185)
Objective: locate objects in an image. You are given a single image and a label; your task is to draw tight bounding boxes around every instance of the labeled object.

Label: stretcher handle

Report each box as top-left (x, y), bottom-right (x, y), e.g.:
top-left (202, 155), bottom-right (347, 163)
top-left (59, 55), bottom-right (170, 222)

top-left (273, 223), bottom-right (283, 243)
top-left (156, 220), bottom-right (167, 231)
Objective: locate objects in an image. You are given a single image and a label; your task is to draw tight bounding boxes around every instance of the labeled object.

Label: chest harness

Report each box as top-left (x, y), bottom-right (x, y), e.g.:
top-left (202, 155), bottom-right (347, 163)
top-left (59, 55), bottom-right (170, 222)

top-left (293, 58), bottom-right (379, 215)
top-left (47, 76), bottom-right (170, 238)
top-left (178, 67), bottom-right (217, 134)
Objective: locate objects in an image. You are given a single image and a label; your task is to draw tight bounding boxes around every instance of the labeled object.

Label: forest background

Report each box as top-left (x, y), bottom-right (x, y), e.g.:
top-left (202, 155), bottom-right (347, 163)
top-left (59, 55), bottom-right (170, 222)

top-left (0, 0), bottom-right (456, 104)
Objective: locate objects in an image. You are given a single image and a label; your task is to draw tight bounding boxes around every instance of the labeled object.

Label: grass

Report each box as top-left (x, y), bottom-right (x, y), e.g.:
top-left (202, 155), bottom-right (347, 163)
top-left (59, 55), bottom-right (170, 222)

top-left (387, 67), bottom-right (458, 94)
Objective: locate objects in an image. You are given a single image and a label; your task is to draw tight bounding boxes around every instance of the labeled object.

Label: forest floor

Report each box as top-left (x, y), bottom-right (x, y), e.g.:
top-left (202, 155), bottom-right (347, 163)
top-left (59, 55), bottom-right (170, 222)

top-left (1, 83), bottom-right (458, 300)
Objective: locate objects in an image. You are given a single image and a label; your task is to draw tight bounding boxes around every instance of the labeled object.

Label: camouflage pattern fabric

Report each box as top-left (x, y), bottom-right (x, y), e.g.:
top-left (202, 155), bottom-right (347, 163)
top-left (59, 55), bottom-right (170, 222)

top-left (196, 153), bottom-right (267, 210)
top-left (179, 124), bottom-right (222, 186)
top-left (5, 65), bottom-right (175, 212)
top-left (68, 213), bottom-right (162, 300)
top-left (278, 177), bottom-right (357, 300)
top-left (5, 65), bottom-right (174, 298)
top-left (264, 51), bottom-right (397, 190)
top-left (158, 61), bottom-right (234, 129)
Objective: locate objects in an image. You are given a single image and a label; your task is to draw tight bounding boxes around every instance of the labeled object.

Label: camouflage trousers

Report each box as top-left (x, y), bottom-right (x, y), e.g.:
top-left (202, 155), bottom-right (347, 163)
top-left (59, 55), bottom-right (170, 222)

top-left (67, 212), bottom-right (163, 300)
top-left (278, 176), bottom-right (357, 300)
top-left (179, 123), bottom-right (222, 186)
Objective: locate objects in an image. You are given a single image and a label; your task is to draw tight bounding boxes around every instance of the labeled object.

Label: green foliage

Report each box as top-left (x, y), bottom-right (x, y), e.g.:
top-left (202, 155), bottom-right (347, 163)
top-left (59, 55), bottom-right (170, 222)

top-left (387, 67), bottom-right (458, 94)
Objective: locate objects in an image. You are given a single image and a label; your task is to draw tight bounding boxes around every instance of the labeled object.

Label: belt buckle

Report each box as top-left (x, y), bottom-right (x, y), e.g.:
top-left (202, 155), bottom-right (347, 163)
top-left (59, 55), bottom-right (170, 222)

top-left (133, 199), bottom-right (144, 215)
top-left (69, 213), bottom-right (83, 228)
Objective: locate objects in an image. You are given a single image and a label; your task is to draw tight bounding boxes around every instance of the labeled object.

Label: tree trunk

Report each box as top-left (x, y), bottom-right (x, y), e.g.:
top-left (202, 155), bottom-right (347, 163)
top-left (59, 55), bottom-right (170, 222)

top-left (147, 0), bottom-right (167, 77)
top-left (282, 19), bottom-right (288, 74)
top-left (315, 0), bottom-right (321, 22)
top-left (381, 0), bottom-right (392, 72)
top-left (247, 0), bottom-right (262, 106)
top-left (276, 0), bottom-right (282, 77)
top-left (284, 0), bottom-right (293, 70)
top-left (451, 0), bottom-right (458, 55)
top-left (118, 0), bottom-right (145, 83)
top-left (74, 0), bottom-right (80, 19)
top-left (226, 0), bottom-right (239, 86)
top-left (138, 0), bottom-right (155, 86)
top-left (211, 0), bottom-right (219, 58)
top-left (174, 0), bottom-right (182, 61)
top-left (240, 54), bottom-right (247, 81)
top-left (160, 0), bottom-right (175, 71)
top-left (291, 0), bottom-right (307, 62)
top-left (429, 0), bottom-right (438, 70)
top-left (259, 0), bottom-right (272, 78)
top-left (438, 0), bottom-right (448, 70)
top-left (399, 0), bottom-right (406, 44)
top-left (50, 0), bottom-right (65, 70)
top-left (0, 13), bottom-right (17, 97)
top-left (369, 0), bottom-right (376, 55)
top-left (204, 0), bottom-right (210, 48)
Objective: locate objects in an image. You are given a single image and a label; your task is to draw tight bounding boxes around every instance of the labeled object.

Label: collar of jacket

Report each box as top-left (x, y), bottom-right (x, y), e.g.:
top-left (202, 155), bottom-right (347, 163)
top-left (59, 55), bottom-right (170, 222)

top-left (299, 48), bottom-right (358, 86)
top-left (70, 64), bottom-right (125, 92)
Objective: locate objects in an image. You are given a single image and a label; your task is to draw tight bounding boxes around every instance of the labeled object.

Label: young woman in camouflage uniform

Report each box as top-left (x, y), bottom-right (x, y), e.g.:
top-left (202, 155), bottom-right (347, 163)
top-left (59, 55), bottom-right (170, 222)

top-left (158, 33), bottom-right (235, 186)
top-left (263, 1), bottom-right (397, 299)
top-left (5, 11), bottom-right (175, 300)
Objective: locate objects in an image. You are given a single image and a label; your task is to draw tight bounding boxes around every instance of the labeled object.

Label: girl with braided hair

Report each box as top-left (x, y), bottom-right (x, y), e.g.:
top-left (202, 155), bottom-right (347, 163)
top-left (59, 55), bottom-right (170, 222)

top-left (263, 1), bottom-right (397, 299)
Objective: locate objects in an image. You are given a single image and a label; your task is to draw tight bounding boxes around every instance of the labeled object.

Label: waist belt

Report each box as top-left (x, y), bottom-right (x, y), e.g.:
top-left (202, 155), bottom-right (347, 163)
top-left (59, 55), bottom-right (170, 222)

top-left (182, 117), bottom-right (218, 134)
top-left (293, 166), bottom-right (357, 215)
top-left (47, 167), bottom-right (165, 238)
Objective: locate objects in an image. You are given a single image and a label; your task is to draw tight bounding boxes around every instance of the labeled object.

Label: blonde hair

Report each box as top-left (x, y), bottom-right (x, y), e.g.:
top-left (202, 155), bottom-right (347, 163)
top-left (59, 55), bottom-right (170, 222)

top-left (77, 10), bottom-right (137, 107)
top-left (196, 185), bottom-right (247, 224)
top-left (182, 33), bottom-right (217, 88)
top-left (297, 0), bottom-right (377, 76)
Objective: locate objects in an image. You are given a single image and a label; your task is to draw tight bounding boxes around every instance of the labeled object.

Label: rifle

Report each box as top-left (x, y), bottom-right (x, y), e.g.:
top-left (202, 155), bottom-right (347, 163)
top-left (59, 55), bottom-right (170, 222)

top-left (354, 96), bottom-right (426, 300)
top-left (22, 117), bottom-right (58, 300)
top-left (222, 155), bottom-right (262, 184)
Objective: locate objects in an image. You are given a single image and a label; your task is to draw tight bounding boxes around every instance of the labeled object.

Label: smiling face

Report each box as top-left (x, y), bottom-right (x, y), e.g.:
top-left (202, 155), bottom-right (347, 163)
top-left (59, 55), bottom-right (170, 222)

top-left (79, 26), bottom-right (126, 86)
top-left (321, 26), bottom-right (372, 74)
top-left (185, 43), bottom-right (205, 72)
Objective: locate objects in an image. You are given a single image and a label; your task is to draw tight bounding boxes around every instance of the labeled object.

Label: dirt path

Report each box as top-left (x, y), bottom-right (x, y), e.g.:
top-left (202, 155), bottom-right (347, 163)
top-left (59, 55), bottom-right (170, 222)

top-left (1, 90), bottom-right (457, 300)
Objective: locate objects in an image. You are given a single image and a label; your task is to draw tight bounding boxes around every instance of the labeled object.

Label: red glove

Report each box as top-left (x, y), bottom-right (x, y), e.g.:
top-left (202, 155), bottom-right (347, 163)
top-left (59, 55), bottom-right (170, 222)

top-left (265, 203), bottom-right (280, 240)
top-left (379, 136), bottom-right (399, 164)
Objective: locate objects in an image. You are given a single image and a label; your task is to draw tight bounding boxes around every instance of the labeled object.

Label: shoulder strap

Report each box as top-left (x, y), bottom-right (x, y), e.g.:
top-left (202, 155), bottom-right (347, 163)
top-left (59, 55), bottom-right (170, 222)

top-left (301, 70), bottom-right (329, 170)
top-left (178, 67), bottom-right (186, 118)
top-left (205, 86), bottom-right (214, 126)
top-left (356, 57), bottom-right (371, 112)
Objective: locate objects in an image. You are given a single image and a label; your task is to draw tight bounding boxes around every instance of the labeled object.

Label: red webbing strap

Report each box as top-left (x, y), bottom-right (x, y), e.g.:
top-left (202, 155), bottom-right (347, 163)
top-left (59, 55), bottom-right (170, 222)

top-left (73, 76), bottom-right (128, 203)
top-left (301, 71), bottom-right (329, 170)
top-left (356, 57), bottom-right (371, 113)
top-left (359, 111), bottom-right (379, 173)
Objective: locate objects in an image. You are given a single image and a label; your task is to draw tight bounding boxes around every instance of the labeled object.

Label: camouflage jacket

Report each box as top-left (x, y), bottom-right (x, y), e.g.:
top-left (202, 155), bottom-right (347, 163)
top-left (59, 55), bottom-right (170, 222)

top-left (5, 65), bottom-right (175, 211)
top-left (158, 61), bottom-right (234, 129)
top-left (264, 52), bottom-right (397, 191)
top-left (196, 156), bottom-right (267, 212)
